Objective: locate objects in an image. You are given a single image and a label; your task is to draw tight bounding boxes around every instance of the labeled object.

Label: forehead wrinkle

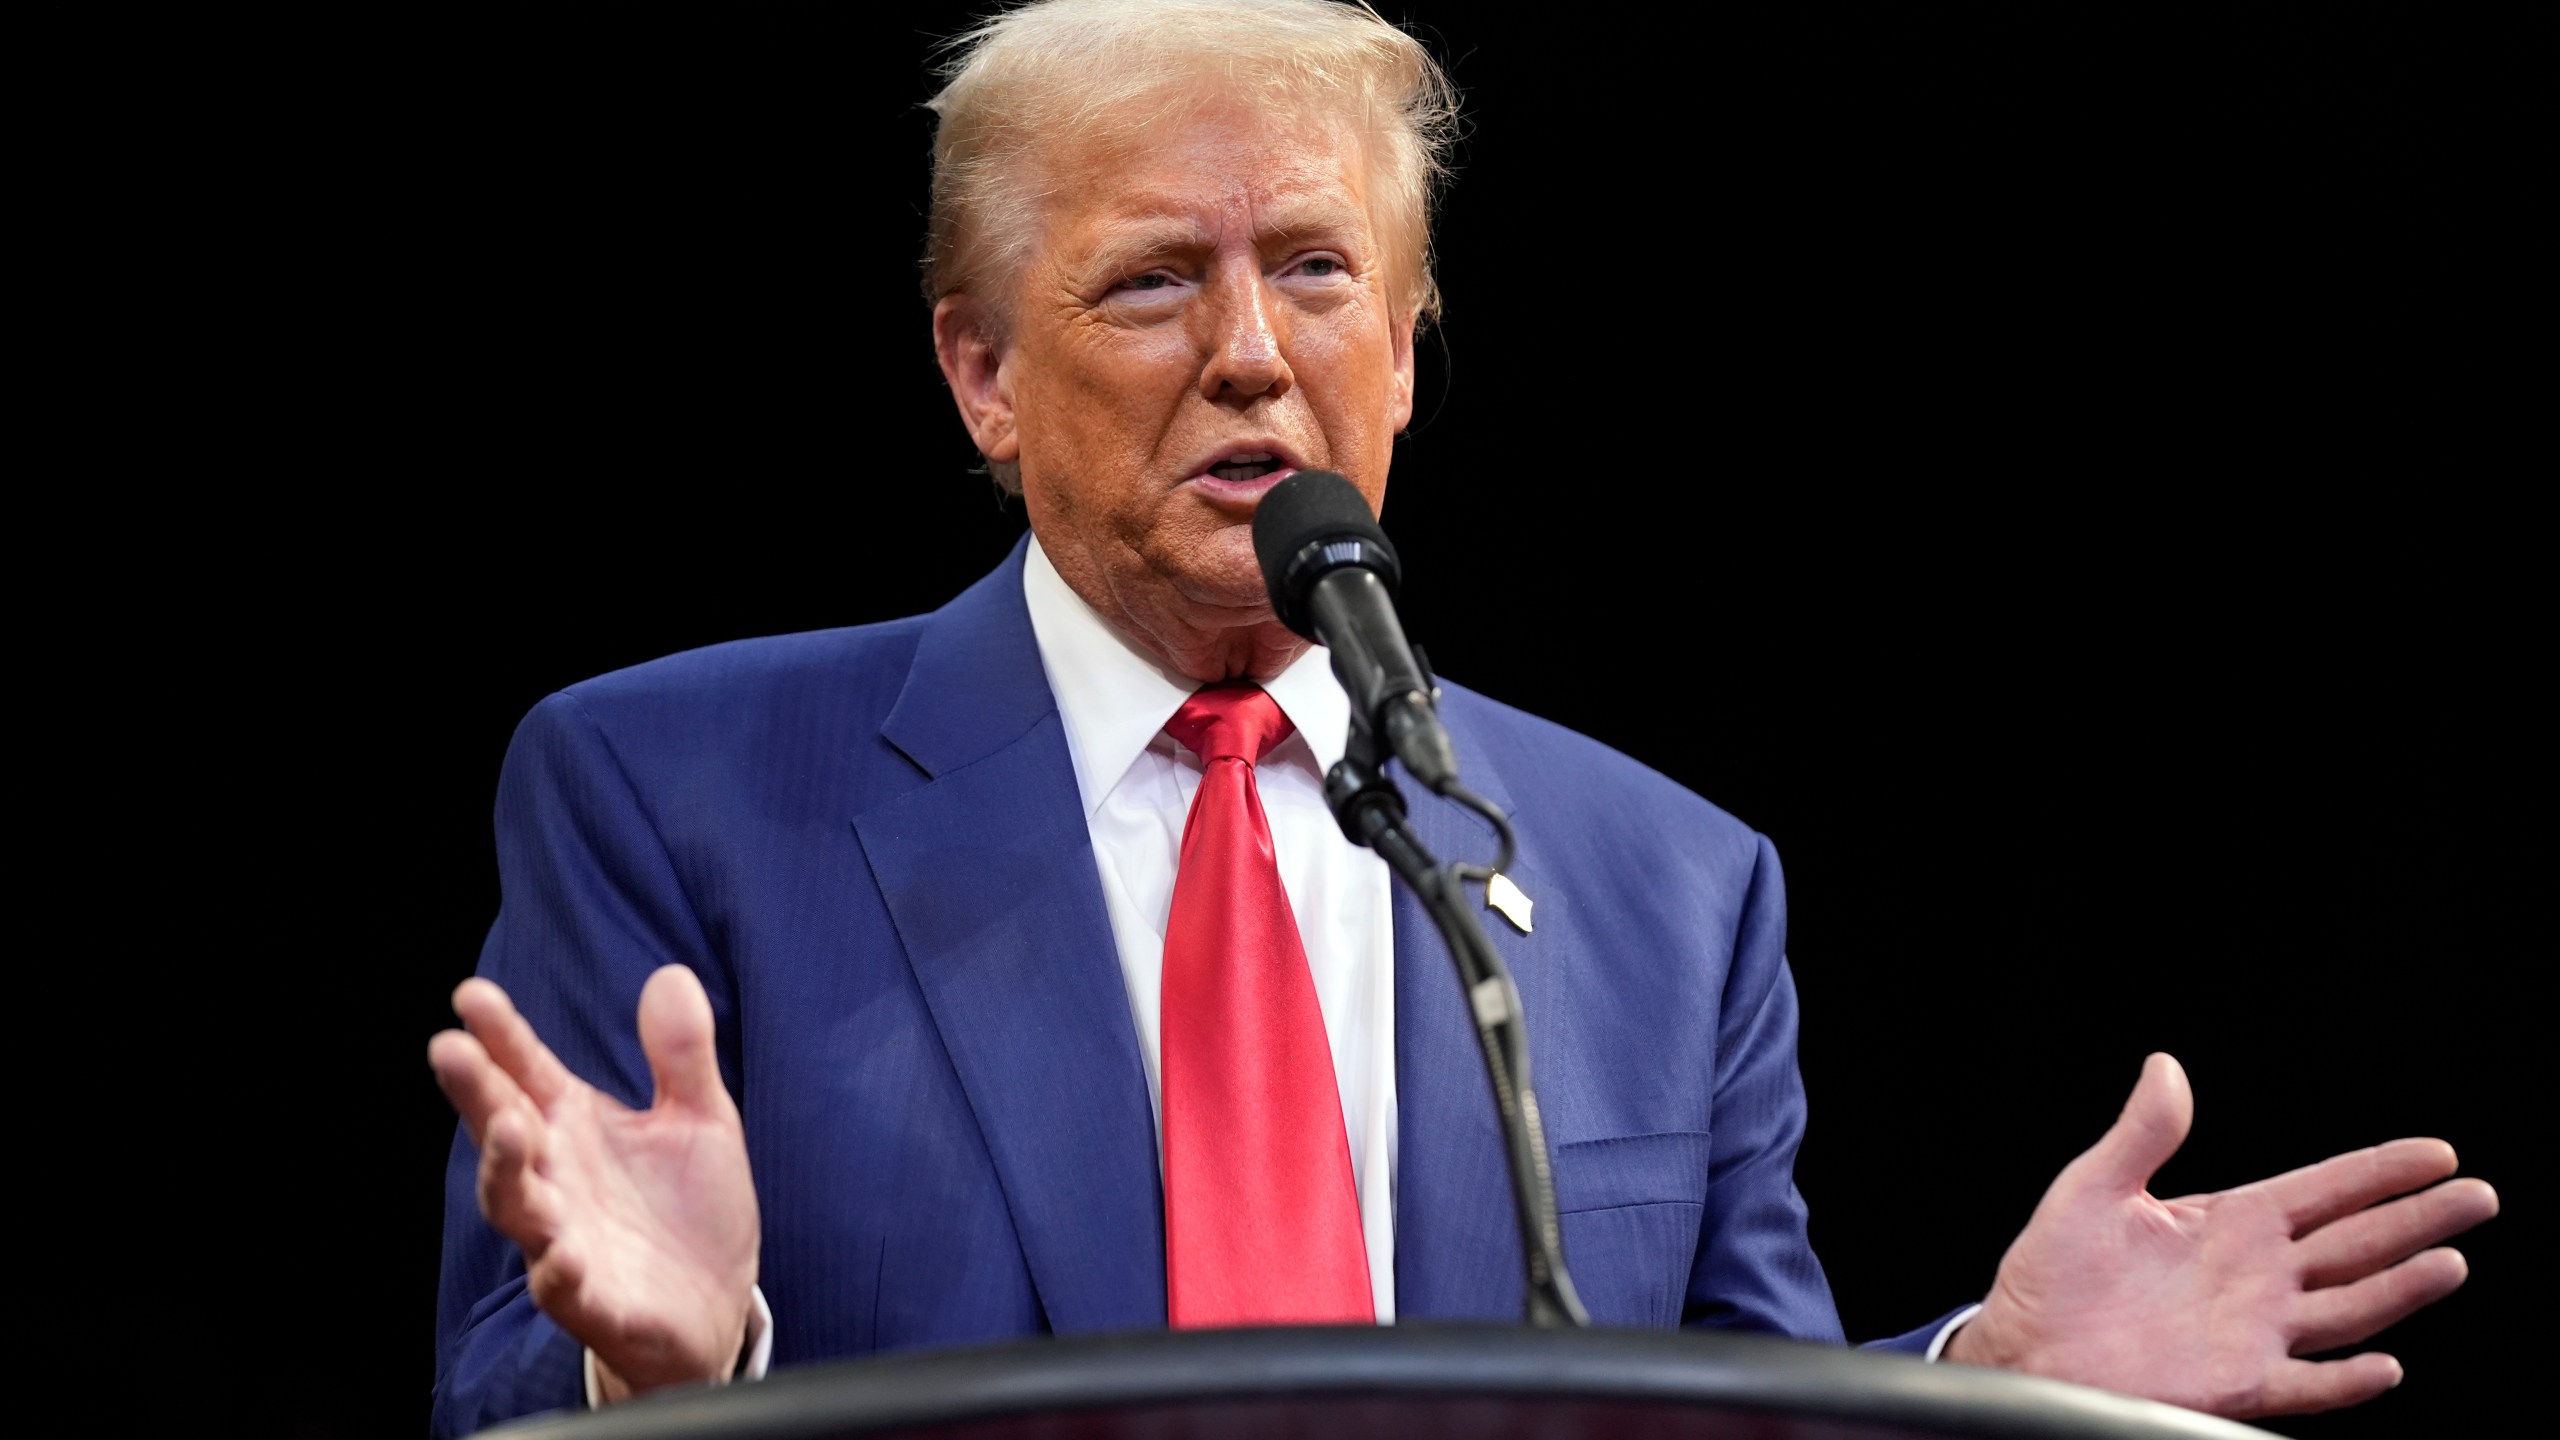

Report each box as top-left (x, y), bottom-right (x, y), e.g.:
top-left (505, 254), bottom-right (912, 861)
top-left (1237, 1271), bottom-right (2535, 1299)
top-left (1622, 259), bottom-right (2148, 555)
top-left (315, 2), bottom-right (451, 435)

top-left (1033, 97), bottom-right (1376, 249)
top-left (1245, 193), bottom-right (1372, 253)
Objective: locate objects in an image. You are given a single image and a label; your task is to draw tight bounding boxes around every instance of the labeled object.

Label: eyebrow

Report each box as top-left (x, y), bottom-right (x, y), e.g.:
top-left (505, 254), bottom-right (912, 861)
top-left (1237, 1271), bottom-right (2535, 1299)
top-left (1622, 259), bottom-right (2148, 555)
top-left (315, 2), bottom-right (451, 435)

top-left (1075, 196), bottom-right (1371, 279)
top-left (1078, 218), bottom-right (1216, 280)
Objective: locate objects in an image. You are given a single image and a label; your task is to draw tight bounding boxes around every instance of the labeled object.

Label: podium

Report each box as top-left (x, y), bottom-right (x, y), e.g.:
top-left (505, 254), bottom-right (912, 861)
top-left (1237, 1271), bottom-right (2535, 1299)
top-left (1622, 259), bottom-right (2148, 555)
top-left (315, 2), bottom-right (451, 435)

top-left (481, 1325), bottom-right (2275, 1439)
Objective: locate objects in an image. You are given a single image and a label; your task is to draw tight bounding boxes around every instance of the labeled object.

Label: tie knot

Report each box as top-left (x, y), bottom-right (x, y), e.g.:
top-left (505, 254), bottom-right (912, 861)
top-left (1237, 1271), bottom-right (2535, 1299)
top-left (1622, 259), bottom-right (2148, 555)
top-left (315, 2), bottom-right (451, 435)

top-left (1165, 684), bottom-right (1293, 765)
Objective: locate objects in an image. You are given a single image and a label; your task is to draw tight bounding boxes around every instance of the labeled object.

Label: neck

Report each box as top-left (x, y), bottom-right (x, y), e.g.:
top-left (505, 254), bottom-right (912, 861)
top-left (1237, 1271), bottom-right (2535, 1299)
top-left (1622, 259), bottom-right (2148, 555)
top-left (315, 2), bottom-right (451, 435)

top-left (1037, 536), bottom-right (1308, 684)
top-left (1098, 592), bottom-right (1310, 685)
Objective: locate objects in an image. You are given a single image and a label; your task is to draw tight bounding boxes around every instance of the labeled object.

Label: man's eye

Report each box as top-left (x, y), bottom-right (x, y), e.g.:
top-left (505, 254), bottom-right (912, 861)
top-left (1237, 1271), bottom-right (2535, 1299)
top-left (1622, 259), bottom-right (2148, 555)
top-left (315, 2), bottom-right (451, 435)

top-left (1122, 273), bottom-right (1173, 292)
top-left (1298, 258), bottom-right (1340, 277)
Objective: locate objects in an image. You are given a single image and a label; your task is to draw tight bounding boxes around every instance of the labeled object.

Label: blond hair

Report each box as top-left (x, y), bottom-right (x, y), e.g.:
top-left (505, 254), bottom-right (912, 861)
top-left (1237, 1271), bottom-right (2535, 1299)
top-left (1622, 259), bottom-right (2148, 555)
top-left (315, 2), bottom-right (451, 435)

top-left (923, 0), bottom-right (1460, 326)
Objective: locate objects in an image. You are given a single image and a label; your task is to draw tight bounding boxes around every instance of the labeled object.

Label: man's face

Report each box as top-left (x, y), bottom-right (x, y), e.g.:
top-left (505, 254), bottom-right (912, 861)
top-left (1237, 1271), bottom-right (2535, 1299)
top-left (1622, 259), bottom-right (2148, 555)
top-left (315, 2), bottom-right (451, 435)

top-left (937, 97), bottom-right (1417, 680)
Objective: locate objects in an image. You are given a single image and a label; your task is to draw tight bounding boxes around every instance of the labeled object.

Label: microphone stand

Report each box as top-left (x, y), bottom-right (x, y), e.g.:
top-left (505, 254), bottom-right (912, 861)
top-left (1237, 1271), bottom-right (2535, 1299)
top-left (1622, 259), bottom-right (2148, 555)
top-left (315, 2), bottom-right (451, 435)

top-left (1325, 721), bottom-right (1591, 1328)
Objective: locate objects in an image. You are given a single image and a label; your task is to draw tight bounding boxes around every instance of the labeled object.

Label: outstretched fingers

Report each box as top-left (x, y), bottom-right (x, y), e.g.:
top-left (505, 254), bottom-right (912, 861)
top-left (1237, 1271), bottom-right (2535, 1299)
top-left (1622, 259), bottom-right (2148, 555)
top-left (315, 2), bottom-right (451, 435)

top-left (452, 978), bottom-right (579, 1109)
top-left (2298, 1177), bottom-right (2500, 1288)
top-left (2250, 1352), bottom-right (2404, 1417)
top-left (431, 1028), bottom-right (567, 1248)
top-left (2291, 1247), bottom-right (2471, 1355)
top-left (478, 1104), bottom-right (565, 1249)
top-left (430, 1029), bottom-right (531, 1149)
top-left (2261, 1137), bottom-right (2459, 1235)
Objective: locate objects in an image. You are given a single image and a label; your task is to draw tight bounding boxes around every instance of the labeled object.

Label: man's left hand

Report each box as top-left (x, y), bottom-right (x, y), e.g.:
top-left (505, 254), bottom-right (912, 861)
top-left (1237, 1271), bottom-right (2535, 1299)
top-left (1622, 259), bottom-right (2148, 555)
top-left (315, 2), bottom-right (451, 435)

top-left (1943, 1053), bottom-right (2498, 1417)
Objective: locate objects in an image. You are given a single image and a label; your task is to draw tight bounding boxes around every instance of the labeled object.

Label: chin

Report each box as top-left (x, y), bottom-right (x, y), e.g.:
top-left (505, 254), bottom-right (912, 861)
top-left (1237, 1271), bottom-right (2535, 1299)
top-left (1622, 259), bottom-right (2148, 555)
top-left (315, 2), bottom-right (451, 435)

top-left (1158, 526), bottom-right (1273, 615)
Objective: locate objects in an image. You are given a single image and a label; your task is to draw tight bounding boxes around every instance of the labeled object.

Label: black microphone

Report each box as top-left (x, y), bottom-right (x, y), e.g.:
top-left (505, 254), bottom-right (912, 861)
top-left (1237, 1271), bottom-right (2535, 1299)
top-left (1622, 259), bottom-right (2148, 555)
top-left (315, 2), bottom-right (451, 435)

top-left (1258, 473), bottom-right (1590, 1329)
top-left (1252, 470), bottom-right (1460, 791)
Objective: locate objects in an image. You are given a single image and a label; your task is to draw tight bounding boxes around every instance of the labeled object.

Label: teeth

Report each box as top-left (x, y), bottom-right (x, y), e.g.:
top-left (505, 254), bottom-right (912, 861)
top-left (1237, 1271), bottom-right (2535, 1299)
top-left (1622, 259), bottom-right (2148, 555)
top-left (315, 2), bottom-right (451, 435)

top-left (1209, 456), bottom-right (1281, 482)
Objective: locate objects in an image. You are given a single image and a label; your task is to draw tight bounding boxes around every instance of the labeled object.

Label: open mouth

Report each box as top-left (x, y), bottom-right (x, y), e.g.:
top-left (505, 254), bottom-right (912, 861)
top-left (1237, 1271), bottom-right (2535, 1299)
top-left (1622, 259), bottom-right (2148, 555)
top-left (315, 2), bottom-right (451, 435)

top-left (1206, 454), bottom-right (1285, 484)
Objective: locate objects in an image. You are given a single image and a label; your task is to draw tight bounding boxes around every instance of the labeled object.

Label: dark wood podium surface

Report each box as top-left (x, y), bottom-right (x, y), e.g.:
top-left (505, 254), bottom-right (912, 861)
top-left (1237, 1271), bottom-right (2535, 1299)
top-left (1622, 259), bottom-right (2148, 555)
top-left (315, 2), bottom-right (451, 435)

top-left (481, 1325), bottom-right (2274, 1440)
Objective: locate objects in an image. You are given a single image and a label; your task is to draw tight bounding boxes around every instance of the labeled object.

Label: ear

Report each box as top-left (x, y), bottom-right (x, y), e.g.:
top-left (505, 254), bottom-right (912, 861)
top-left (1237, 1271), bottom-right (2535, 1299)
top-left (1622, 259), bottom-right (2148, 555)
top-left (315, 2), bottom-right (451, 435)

top-left (1386, 304), bottom-right (1418, 435)
top-left (933, 296), bottom-right (1020, 467)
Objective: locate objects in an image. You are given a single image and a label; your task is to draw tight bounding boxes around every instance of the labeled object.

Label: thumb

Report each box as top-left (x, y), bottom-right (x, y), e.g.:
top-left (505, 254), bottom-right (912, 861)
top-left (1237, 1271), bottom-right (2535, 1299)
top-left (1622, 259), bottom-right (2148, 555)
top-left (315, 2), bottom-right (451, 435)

top-left (2068, 1052), bottom-right (2194, 1198)
top-left (637, 964), bottom-right (730, 1116)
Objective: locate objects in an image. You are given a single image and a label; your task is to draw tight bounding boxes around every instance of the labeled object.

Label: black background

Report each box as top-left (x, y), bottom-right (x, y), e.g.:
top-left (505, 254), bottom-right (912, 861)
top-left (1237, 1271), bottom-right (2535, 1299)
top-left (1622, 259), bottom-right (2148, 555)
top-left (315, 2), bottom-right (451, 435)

top-left (241, 3), bottom-right (2547, 1434)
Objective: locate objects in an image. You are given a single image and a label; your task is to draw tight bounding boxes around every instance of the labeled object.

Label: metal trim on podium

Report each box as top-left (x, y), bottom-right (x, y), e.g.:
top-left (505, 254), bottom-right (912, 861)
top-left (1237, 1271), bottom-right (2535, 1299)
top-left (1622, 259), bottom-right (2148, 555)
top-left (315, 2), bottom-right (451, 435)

top-left (481, 1324), bottom-right (2274, 1440)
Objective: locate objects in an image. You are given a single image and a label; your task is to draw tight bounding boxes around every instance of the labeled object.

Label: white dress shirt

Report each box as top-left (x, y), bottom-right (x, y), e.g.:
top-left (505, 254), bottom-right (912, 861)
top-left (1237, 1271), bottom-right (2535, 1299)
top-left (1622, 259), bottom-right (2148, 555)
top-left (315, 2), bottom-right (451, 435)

top-left (1022, 536), bottom-right (1400, 1322)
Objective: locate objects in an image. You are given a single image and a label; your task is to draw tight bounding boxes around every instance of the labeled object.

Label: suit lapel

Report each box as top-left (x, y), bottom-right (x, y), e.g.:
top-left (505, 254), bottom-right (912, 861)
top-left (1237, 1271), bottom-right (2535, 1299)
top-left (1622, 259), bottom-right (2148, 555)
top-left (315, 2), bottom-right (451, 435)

top-left (853, 544), bottom-right (1166, 1335)
top-left (1393, 707), bottom-right (1541, 1321)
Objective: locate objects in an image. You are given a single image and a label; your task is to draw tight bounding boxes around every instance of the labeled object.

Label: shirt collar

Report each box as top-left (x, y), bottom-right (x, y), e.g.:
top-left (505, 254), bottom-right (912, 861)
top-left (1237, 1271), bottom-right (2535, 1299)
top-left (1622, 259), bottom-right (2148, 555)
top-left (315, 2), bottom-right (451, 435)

top-left (1023, 534), bottom-right (1350, 818)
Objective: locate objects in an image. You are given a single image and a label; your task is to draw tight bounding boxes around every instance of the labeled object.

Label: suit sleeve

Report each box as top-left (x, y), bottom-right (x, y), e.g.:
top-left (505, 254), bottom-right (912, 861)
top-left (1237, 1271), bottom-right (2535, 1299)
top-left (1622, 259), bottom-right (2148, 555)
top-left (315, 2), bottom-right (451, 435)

top-left (431, 690), bottom-right (739, 1438)
top-left (1677, 834), bottom-right (1979, 1355)
top-left (1681, 833), bottom-right (1846, 1341)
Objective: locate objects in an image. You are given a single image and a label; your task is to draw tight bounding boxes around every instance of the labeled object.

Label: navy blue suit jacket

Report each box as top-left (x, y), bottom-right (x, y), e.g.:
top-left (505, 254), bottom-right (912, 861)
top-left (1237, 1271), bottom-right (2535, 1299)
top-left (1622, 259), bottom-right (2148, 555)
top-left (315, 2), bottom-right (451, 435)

top-left (433, 542), bottom-right (1951, 1435)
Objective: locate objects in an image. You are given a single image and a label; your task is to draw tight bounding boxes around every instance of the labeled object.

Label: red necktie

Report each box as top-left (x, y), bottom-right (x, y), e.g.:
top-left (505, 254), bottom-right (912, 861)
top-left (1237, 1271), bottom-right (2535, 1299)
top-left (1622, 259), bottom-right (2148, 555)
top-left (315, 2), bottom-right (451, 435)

top-left (1160, 683), bottom-right (1373, 1327)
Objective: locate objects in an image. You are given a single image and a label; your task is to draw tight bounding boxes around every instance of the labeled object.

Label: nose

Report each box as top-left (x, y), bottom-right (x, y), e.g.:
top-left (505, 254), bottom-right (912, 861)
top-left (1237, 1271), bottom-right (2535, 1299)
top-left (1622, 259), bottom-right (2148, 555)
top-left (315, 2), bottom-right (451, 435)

top-left (1196, 261), bottom-right (1294, 406)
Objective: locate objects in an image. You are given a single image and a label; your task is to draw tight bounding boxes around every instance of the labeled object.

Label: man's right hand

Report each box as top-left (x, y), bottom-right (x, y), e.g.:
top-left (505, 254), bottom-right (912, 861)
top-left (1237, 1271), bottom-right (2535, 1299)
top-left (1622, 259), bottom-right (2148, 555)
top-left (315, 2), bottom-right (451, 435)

top-left (430, 965), bottom-right (761, 1401)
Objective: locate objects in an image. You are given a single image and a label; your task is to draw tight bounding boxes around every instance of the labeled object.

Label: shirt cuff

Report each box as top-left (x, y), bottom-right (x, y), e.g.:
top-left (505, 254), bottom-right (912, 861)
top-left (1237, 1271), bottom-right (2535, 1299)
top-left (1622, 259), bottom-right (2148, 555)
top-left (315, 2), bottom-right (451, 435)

top-left (1923, 1302), bottom-right (1983, 1363)
top-left (584, 1285), bottom-right (774, 1409)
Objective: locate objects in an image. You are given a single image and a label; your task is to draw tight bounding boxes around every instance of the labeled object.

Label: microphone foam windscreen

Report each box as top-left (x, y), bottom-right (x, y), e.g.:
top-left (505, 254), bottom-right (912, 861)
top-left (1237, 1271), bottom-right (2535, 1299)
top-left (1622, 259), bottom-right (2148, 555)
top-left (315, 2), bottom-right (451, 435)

top-left (1252, 470), bottom-right (1400, 637)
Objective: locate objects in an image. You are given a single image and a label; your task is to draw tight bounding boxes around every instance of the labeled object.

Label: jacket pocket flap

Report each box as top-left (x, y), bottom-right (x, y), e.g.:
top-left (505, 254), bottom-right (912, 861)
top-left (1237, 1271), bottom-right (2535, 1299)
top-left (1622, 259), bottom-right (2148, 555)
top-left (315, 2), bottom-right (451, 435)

top-left (1553, 1131), bottom-right (1712, 1214)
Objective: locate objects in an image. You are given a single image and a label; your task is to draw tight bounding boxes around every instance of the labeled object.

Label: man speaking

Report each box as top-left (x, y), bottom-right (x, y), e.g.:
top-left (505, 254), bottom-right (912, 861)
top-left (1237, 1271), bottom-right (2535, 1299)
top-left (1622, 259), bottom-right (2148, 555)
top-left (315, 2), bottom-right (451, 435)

top-left (427, 2), bottom-right (2496, 1432)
